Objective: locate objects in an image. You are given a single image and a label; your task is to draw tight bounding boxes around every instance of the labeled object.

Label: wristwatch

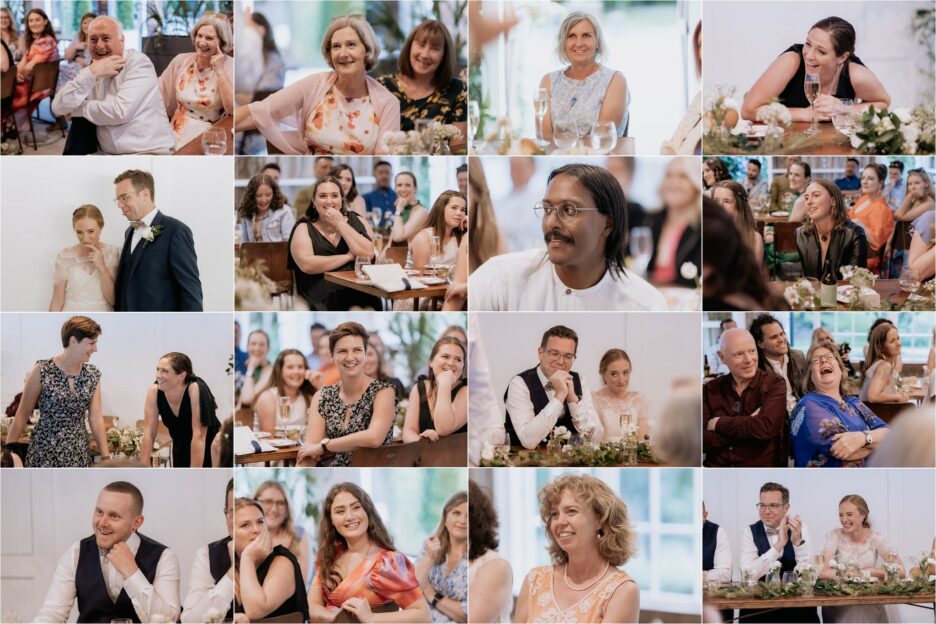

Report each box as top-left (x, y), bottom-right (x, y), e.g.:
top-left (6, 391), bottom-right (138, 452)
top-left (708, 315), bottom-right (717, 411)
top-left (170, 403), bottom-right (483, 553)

top-left (320, 438), bottom-right (331, 452)
top-left (431, 591), bottom-right (443, 608)
top-left (863, 431), bottom-right (873, 447)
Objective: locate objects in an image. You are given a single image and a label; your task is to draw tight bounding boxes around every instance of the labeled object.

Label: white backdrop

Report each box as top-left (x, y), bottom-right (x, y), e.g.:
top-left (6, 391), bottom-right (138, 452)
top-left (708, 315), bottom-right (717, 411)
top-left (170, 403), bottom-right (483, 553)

top-left (475, 311), bottom-right (701, 426)
top-left (704, 469), bottom-right (936, 623)
top-left (0, 156), bottom-right (233, 311)
top-left (1, 313), bottom-right (234, 423)
top-left (703, 1), bottom-right (933, 109)
top-left (0, 469), bottom-right (232, 623)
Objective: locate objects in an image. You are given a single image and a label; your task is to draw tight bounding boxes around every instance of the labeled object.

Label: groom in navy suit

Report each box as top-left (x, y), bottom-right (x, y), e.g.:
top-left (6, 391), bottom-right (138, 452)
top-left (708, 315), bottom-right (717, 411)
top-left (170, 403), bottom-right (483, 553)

top-left (113, 170), bottom-right (203, 311)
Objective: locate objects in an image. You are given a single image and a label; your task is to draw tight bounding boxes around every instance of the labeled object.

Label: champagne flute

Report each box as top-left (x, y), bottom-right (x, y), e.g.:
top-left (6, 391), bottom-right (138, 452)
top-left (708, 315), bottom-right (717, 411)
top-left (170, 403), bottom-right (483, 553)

top-left (589, 121), bottom-right (617, 154)
top-left (467, 100), bottom-right (480, 140)
top-left (277, 396), bottom-right (290, 437)
top-left (373, 233), bottom-right (384, 261)
top-left (804, 71), bottom-right (820, 135)
top-left (533, 88), bottom-right (549, 146)
top-left (629, 226), bottom-right (653, 277)
top-left (428, 234), bottom-right (441, 273)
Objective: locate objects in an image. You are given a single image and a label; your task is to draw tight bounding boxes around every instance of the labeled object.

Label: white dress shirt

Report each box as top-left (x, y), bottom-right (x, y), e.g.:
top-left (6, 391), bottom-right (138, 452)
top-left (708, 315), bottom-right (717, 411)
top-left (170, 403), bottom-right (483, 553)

top-left (469, 248), bottom-right (668, 311)
top-left (129, 207), bottom-right (158, 254)
top-left (35, 532), bottom-right (181, 623)
top-left (505, 366), bottom-right (603, 449)
top-left (467, 315), bottom-right (506, 466)
top-left (180, 543), bottom-right (234, 623)
top-left (739, 520), bottom-right (812, 581)
top-left (706, 344), bottom-right (730, 376)
top-left (706, 525), bottom-right (733, 583)
top-left (51, 49), bottom-right (175, 155)
top-left (764, 354), bottom-right (797, 414)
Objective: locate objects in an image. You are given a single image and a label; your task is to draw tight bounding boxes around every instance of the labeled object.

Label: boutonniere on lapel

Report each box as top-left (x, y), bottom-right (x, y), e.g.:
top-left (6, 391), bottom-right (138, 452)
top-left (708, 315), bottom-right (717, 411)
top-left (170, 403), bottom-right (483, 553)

top-left (141, 225), bottom-right (164, 245)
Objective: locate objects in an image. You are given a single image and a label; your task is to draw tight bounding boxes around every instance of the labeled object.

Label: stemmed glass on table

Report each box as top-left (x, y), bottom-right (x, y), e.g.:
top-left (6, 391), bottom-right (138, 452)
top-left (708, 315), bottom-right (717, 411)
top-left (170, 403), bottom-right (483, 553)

top-left (277, 395), bottom-right (290, 438)
top-left (589, 121), bottom-right (617, 155)
top-left (629, 226), bottom-right (654, 278)
top-left (804, 71), bottom-right (821, 135)
top-left (467, 100), bottom-right (480, 141)
top-left (533, 88), bottom-right (549, 147)
top-left (899, 266), bottom-right (922, 301)
top-left (553, 117), bottom-right (580, 152)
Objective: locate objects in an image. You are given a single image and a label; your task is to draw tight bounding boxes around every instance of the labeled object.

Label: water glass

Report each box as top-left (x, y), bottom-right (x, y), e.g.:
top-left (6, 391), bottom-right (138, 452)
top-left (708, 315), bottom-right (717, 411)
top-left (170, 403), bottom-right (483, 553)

top-left (354, 255), bottom-right (371, 280)
top-left (467, 100), bottom-right (480, 139)
top-left (200, 128), bottom-right (227, 155)
top-left (899, 266), bottom-right (921, 298)
top-left (782, 572), bottom-right (796, 587)
top-left (589, 121), bottom-right (617, 154)
top-left (553, 117), bottom-right (580, 151)
top-left (629, 226), bottom-right (653, 277)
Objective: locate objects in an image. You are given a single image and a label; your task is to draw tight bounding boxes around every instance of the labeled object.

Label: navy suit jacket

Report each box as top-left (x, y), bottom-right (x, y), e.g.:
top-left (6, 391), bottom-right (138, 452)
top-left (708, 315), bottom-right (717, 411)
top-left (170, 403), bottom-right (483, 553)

top-left (115, 211), bottom-right (204, 311)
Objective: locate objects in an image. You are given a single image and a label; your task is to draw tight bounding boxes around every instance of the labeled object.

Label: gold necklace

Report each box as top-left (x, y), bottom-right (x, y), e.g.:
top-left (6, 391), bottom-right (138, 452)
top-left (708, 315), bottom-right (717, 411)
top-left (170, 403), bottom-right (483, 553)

top-left (563, 561), bottom-right (609, 591)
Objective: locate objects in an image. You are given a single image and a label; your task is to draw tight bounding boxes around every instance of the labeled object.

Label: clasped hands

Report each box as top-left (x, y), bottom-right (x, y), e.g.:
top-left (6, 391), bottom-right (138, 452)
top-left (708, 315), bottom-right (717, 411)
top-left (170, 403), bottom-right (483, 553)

top-left (548, 370), bottom-right (578, 404)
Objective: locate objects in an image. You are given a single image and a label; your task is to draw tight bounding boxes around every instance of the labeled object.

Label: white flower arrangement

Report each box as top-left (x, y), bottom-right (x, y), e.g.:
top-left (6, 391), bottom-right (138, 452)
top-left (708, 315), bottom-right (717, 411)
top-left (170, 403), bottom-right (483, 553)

top-left (551, 426), bottom-right (572, 442)
top-left (755, 102), bottom-right (792, 128)
top-left (850, 104), bottom-right (936, 154)
top-left (382, 130), bottom-right (424, 155)
top-left (204, 608), bottom-right (223, 624)
top-left (768, 561), bottom-right (782, 573)
top-left (839, 265), bottom-right (875, 289)
top-left (424, 123), bottom-right (461, 145)
top-left (106, 425), bottom-right (144, 457)
top-left (783, 278), bottom-right (818, 310)
top-left (480, 441), bottom-right (495, 462)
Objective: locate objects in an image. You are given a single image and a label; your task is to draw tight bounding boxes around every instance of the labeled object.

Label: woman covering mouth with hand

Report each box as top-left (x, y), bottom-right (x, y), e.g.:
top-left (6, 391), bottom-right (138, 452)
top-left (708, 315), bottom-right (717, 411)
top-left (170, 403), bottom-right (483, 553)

top-left (514, 474), bottom-right (640, 624)
top-left (308, 483), bottom-right (431, 623)
top-left (297, 323), bottom-right (397, 467)
top-left (790, 343), bottom-right (888, 468)
top-left (402, 336), bottom-right (468, 444)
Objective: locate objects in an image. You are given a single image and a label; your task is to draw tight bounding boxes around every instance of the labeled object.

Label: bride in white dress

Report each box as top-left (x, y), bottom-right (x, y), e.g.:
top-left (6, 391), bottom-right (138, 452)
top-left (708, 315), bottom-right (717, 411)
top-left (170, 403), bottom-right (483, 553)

top-left (48, 205), bottom-right (120, 312)
top-left (592, 348), bottom-right (650, 442)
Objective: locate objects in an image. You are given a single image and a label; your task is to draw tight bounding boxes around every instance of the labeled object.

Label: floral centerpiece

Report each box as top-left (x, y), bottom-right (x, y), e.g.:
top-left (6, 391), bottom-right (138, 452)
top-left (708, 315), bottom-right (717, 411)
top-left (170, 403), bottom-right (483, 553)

top-left (235, 258), bottom-right (275, 310)
top-left (795, 562), bottom-right (818, 597)
top-left (783, 278), bottom-right (820, 310)
top-left (839, 265), bottom-right (880, 310)
top-left (421, 123), bottom-right (462, 155)
top-left (106, 425), bottom-right (144, 457)
top-left (850, 104), bottom-right (936, 155)
top-left (755, 101), bottom-right (793, 149)
top-left (703, 84), bottom-right (740, 139)
top-left (381, 130), bottom-right (425, 155)
top-left (546, 425), bottom-right (572, 453)
top-left (766, 561), bottom-right (782, 587)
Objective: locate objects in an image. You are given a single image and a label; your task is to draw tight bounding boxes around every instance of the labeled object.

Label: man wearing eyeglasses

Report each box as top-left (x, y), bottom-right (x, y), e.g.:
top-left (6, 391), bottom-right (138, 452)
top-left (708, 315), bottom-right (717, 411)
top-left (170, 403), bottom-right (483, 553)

top-left (470, 163), bottom-right (667, 311)
top-left (738, 482), bottom-right (818, 623)
top-left (181, 479), bottom-right (234, 622)
top-left (504, 325), bottom-right (603, 449)
top-left (703, 328), bottom-right (787, 467)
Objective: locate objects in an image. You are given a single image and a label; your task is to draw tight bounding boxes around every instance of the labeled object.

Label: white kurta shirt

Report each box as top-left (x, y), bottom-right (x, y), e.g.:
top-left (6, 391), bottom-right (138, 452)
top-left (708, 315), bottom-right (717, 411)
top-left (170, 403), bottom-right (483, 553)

top-left (34, 532), bottom-right (181, 623)
top-left (469, 248), bottom-right (668, 311)
top-left (180, 542), bottom-right (234, 623)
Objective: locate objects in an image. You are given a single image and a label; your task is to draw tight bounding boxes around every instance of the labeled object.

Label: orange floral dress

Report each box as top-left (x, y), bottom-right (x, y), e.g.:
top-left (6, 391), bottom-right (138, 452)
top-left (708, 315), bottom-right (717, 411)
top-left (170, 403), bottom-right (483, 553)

top-left (311, 546), bottom-right (423, 615)
top-left (305, 85), bottom-right (380, 155)
top-left (170, 61), bottom-right (225, 147)
top-left (848, 195), bottom-right (895, 274)
top-left (524, 565), bottom-right (635, 624)
top-left (12, 35), bottom-right (58, 112)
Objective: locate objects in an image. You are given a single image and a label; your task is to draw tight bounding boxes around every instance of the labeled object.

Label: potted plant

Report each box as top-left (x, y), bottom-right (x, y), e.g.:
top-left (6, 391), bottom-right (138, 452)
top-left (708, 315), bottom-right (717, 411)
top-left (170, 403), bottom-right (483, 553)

top-left (142, 0), bottom-right (231, 75)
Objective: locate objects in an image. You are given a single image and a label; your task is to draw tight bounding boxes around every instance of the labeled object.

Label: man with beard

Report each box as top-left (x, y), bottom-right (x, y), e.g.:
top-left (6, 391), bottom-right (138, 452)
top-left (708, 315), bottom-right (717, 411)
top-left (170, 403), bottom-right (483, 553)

top-left (470, 163), bottom-right (667, 310)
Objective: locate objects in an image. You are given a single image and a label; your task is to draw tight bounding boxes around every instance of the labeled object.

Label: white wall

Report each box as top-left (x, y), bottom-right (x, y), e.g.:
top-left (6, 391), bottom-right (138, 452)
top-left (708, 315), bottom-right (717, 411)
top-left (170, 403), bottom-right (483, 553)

top-left (704, 469), bottom-right (936, 623)
top-left (704, 1), bottom-right (933, 109)
top-left (0, 156), bottom-right (233, 311)
top-left (475, 311), bottom-right (701, 427)
top-left (1, 313), bottom-right (234, 424)
top-left (0, 469), bottom-right (232, 623)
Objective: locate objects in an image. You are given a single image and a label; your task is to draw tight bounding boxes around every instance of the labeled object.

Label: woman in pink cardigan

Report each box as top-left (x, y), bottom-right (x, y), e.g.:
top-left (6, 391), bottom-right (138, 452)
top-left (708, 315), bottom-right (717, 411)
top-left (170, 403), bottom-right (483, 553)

top-left (158, 12), bottom-right (234, 149)
top-left (234, 14), bottom-right (400, 155)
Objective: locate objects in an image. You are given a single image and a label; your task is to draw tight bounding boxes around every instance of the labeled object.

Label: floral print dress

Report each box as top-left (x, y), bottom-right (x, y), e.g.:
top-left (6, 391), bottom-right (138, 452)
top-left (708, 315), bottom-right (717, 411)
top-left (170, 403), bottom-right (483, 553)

top-left (170, 61), bottom-right (225, 147)
top-left (378, 75), bottom-right (467, 131)
top-left (305, 86), bottom-right (379, 154)
top-left (524, 565), bottom-right (634, 624)
top-left (419, 551), bottom-right (468, 623)
top-left (790, 393), bottom-right (887, 467)
top-left (26, 359), bottom-right (101, 468)
top-left (318, 379), bottom-right (395, 466)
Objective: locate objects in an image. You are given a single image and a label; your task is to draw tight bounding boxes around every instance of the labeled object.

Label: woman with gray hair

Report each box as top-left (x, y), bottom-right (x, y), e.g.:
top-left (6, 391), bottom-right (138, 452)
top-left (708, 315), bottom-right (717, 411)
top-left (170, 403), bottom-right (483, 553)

top-left (537, 11), bottom-right (630, 141)
top-left (234, 14), bottom-right (400, 155)
top-left (158, 11), bottom-right (234, 148)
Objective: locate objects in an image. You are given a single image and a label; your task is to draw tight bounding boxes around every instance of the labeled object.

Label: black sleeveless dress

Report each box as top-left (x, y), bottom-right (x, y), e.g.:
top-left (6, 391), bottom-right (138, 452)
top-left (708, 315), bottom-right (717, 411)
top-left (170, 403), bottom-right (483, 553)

top-left (286, 213), bottom-right (382, 311)
top-left (156, 376), bottom-right (219, 467)
top-left (416, 377), bottom-right (468, 435)
top-left (235, 545), bottom-right (309, 621)
top-left (776, 44), bottom-right (865, 108)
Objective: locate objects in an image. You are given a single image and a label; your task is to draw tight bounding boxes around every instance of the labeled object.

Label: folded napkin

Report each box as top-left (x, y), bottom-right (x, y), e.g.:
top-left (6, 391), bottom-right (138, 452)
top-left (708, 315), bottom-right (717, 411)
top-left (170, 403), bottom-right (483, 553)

top-left (363, 263), bottom-right (428, 292)
top-left (234, 426), bottom-right (275, 455)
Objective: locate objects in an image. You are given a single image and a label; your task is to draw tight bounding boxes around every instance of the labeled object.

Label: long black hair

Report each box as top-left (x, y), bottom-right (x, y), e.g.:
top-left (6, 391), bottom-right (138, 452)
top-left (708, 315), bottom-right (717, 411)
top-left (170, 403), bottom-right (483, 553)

top-left (546, 164), bottom-right (628, 279)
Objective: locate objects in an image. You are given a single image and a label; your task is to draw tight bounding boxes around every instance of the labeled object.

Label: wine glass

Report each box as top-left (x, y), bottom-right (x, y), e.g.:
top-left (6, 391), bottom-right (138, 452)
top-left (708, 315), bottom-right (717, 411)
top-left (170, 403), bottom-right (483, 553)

top-left (552, 117), bottom-right (579, 151)
top-left (533, 88), bottom-right (549, 146)
top-left (373, 233), bottom-right (384, 260)
top-left (589, 121), bottom-right (617, 154)
top-left (467, 100), bottom-right (480, 140)
top-left (782, 572), bottom-right (797, 587)
top-left (898, 266), bottom-right (922, 300)
top-left (201, 128), bottom-right (227, 154)
top-left (629, 226), bottom-right (653, 277)
top-left (354, 255), bottom-right (371, 280)
top-left (804, 71), bottom-right (820, 134)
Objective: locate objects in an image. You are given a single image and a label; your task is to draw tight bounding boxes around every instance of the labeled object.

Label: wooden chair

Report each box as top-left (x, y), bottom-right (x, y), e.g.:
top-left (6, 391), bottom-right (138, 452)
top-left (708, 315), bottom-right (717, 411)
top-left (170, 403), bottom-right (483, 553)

top-left (772, 221), bottom-right (800, 254)
top-left (1, 65), bottom-right (22, 153)
top-left (865, 401), bottom-right (915, 424)
top-left (383, 245), bottom-right (408, 266)
top-left (235, 407), bottom-right (254, 429)
top-left (25, 61), bottom-right (65, 150)
top-left (349, 441), bottom-right (422, 467)
top-left (416, 432), bottom-right (468, 467)
top-left (254, 612), bottom-right (305, 623)
top-left (239, 241), bottom-right (293, 309)
top-left (333, 603), bottom-right (399, 622)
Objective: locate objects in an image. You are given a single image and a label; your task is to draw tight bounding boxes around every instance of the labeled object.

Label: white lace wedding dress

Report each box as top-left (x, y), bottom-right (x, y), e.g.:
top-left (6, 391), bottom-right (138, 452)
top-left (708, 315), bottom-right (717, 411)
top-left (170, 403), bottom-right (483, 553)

top-left (53, 245), bottom-right (121, 311)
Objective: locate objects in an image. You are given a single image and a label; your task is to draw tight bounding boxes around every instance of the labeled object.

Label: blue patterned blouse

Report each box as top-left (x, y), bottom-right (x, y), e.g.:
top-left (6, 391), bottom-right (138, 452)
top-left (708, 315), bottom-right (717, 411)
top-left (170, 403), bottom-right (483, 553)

top-left (420, 551), bottom-right (468, 623)
top-left (790, 393), bottom-right (887, 467)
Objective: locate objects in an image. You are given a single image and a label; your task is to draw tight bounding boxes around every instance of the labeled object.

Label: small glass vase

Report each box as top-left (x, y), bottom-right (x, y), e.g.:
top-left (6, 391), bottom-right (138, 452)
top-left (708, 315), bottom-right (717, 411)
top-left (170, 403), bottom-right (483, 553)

top-left (430, 138), bottom-right (452, 155)
top-left (766, 570), bottom-right (781, 588)
top-left (546, 438), bottom-right (563, 454)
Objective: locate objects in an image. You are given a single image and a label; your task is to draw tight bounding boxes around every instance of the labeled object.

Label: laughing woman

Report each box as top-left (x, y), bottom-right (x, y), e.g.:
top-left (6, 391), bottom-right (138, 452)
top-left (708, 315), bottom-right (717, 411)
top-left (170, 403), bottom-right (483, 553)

top-left (308, 483), bottom-right (431, 623)
top-left (253, 349), bottom-right (317, 433)
top-left (741, 16), bottom-right (890, 122)
top-left (296, 323), bottom-right (397, 467)
top-left (514, 474), bottom-right (639, 624)
top-left (402, 336), bottom-right (468, 444)
top-left (415, 492), bottom-right (469, 623)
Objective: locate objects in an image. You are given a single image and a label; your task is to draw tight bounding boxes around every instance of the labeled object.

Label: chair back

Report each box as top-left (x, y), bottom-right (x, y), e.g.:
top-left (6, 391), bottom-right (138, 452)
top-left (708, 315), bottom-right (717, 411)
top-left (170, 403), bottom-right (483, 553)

top-left (349, 441), bottom-right (421, 467)
top-left (772, 222), bottom-right (800, 254)
top-left (865, 401), bottom-right (915, 424)
top-left (332, 602), bottom-right (399, 622)
top-left (417, 432), bottom-right (468, 466)
top-left (254, 612), bottom-right (304, 623)
top-left (1, 67), bottom-right (15, 100)
top-left (239, 241), bottom-right (292, 295)
top-left (384, 245), bottom-right (408, 266)
top-left (891, 221), bottom-right (913, 252)
top-left (29, 61), bottom-right (59, 95)
top-left (235, 407), bottom-right (254, 428)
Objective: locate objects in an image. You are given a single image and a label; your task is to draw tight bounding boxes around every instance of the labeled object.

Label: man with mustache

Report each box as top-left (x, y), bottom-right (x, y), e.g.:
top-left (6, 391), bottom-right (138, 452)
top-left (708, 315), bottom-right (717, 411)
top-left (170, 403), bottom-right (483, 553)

top-left (52, 16), bottom-right (174, 155)
top-left (35, 481), bottom-right (181, 623)
top-left (703, 328), bottom-right (787, 467)
top-left (504, 325), bottom-right (603, 449)
top-left (470, 163), bottom-right (667, 311)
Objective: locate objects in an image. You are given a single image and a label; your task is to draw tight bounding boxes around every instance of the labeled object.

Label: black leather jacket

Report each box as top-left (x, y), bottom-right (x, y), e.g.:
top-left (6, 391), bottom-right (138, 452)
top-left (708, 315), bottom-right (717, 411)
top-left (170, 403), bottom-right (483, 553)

top-left (795, 221), bottom-right (868, 279)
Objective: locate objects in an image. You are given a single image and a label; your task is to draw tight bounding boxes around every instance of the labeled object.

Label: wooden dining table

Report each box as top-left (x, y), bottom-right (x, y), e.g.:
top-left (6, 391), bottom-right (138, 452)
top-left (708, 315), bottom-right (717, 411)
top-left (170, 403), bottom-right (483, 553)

top-left (769, 279), bottom-right (919, 310)
top-left (471, 136), bottom-right (635, 156)
top-left (324, 270), bottom-right (449, 310)
top-left (236, 434), bottom-right (468, 467)
top-left (174, 115), bottom-right (234, 155)
top-left (705, 591), bottom-right (935, 620)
